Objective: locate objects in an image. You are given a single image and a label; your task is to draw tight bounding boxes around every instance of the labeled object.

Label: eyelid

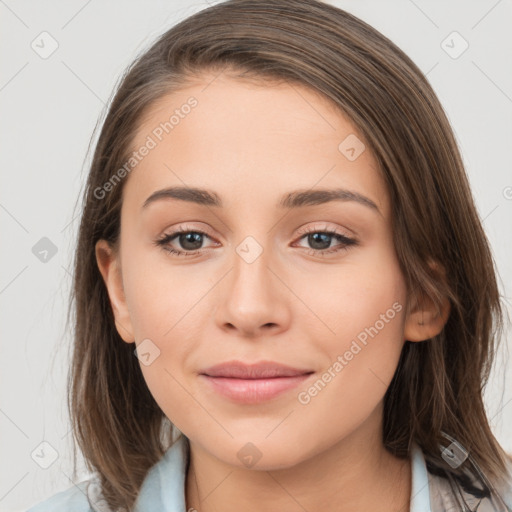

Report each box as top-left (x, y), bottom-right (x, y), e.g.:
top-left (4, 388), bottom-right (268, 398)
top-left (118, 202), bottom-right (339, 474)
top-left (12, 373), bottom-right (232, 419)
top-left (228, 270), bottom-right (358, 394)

top-left (292, 224), bottom-right (357, 251)
top-left (159, 222), bottom-right (353, 243)
top-left (295, 222), bottom-right (354, 237)
top-left (160, 223), bottom-right (217, 239)
top-left (155, 221), bottom-right (358, 260)
top-left (154, 224), bottom-right (220, 255)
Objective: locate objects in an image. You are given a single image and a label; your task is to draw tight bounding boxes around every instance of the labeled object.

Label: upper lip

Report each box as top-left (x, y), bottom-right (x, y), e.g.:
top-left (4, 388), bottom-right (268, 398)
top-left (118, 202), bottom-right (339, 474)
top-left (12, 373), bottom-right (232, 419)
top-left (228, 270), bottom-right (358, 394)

top-left (200, 360), bottom-right (313, 379)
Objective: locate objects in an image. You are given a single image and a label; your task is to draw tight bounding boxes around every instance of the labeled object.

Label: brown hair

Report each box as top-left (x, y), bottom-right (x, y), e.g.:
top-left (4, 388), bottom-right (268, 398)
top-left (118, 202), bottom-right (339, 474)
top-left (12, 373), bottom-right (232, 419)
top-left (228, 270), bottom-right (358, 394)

top-left (66, 0), bottom-right (511, 509)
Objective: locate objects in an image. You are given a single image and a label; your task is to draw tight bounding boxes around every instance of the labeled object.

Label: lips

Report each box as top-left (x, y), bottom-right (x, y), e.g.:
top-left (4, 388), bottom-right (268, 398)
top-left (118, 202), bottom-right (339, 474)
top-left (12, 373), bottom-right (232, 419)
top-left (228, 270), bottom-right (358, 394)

top-left (199, 360), bottom-right (315, 403)
top-left (200, 360), bottom-right (313, 379)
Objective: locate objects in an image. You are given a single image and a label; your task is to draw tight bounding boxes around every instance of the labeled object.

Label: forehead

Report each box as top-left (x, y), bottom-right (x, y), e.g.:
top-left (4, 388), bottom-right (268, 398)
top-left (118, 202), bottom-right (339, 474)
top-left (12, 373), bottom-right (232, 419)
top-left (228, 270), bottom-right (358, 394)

top-left (124, 72), bottom-right (388, 216)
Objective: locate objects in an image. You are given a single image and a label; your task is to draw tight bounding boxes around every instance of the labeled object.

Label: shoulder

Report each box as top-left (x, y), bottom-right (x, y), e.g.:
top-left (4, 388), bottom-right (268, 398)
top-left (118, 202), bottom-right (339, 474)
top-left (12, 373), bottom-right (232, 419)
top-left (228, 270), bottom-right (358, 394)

top-left (426, 452), bottom-right (512, 511)
top-left (26, 478), bottom-right (111, 512)
top-left (26, 435), bottom-right (189, 512)
top-left (494, 456), bottom-right (512, 509)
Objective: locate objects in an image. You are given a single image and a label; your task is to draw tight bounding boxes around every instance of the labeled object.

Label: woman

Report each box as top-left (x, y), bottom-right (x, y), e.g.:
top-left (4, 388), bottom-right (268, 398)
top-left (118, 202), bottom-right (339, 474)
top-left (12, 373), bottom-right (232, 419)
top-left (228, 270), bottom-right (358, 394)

top-left (28, 0), bottom-right (512, 510)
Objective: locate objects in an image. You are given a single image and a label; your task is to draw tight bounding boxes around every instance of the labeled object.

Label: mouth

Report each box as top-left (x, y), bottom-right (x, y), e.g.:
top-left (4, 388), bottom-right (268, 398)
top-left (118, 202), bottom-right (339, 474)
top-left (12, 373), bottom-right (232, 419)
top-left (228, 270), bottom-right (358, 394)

top-left (199, 360), bottom-right (315, 403)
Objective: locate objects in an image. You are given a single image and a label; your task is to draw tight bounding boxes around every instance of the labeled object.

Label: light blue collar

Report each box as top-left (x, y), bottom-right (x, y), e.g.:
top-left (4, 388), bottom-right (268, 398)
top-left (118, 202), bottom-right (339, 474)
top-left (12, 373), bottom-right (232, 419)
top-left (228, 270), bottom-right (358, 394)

top-left (410, 441), bottom-right (433, 512)
top-left (133, 435), bottom-right (188, 511)
top-left (134, 435), bottom-right (432, 512)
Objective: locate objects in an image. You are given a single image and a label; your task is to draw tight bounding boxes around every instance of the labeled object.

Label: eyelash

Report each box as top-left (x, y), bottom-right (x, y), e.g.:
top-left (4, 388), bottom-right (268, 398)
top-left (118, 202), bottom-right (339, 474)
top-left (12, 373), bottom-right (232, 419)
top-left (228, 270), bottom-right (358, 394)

top-left (153, 224), bottom-right (357, 258)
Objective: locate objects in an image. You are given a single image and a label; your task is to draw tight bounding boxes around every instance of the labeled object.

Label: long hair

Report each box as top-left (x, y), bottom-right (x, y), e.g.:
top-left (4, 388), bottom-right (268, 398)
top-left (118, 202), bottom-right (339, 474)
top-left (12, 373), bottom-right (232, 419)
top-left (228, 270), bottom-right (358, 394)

top-left (66, 0), bottom-right (511, 509)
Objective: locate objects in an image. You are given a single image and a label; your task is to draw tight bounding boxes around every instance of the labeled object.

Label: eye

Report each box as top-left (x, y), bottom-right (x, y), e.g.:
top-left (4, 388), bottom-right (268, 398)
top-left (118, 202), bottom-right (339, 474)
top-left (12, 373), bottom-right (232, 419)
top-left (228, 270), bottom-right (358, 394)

top-left (153, 225), bottom-right (218, 257)
top-left (154, 223), bottom-right (358, 258)
top-left (293, 224), bottom-right (357, 257)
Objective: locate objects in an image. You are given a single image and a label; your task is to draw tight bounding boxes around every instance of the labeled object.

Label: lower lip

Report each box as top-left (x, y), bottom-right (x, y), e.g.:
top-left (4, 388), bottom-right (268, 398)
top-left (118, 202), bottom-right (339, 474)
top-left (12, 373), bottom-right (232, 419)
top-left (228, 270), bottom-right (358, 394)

top-left (200, 374), bottom-right (313, 404)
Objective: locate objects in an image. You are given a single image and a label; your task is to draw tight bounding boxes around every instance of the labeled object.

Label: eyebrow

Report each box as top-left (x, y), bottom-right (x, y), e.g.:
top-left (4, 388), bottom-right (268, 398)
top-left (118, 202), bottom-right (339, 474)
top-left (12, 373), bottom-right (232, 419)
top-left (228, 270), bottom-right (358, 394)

top-left (142, 186), bottom-right (380, 213)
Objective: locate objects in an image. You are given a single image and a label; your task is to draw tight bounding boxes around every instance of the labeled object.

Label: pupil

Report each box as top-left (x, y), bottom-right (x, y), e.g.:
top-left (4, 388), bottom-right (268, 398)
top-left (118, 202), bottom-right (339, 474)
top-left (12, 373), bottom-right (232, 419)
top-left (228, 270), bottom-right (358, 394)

top-left (181, 232), bottom-right (203, 250)
top-left (309, 233), bottom-right (330, 250)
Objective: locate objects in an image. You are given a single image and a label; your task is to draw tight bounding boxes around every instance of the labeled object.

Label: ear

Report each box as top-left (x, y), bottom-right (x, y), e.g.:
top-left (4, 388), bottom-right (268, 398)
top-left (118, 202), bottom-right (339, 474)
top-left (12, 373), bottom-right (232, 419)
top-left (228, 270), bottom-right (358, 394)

top-left (404, 263), bottom-right (451, 342)
top-left (95, 239), bottom-right (135, 343)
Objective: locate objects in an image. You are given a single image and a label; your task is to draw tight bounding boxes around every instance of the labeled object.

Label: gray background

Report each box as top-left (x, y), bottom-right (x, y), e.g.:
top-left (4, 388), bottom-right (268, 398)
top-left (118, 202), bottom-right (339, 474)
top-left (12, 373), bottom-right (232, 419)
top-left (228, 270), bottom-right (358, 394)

top-left (1, 0), bottom-right (511, 510)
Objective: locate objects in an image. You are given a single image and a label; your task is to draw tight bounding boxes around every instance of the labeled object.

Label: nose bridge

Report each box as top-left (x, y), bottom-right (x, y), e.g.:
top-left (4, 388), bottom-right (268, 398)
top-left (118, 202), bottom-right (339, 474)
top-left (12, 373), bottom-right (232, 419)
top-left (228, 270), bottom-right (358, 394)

top-left (232, 235), bottom-right (273, 288)
top-left (231, 233), bottom-right (276, 304)
top-left (215, 231), bottom-right (290, 335)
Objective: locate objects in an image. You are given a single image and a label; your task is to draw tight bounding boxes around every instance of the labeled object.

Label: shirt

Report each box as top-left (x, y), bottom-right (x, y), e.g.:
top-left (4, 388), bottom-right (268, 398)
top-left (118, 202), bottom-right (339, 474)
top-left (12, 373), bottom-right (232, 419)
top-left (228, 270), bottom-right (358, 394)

top-left (26, 434), bottom-right (512, 512)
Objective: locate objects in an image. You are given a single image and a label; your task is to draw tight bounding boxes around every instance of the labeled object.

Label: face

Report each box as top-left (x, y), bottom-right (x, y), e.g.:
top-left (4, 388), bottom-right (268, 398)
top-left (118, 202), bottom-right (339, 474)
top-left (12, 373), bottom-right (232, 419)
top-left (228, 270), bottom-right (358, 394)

top-left (96, 71), bottom-right (422, 470)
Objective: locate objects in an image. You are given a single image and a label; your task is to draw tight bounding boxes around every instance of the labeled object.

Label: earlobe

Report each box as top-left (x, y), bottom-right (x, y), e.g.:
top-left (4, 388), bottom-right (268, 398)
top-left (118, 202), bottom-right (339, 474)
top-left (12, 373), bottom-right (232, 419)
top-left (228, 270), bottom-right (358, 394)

top-left (404, 259), bottom-right (451, 343)
top-left (95, 239), bottom-right (135, 343)
top-left (404, 287), bottom-right (451, 342)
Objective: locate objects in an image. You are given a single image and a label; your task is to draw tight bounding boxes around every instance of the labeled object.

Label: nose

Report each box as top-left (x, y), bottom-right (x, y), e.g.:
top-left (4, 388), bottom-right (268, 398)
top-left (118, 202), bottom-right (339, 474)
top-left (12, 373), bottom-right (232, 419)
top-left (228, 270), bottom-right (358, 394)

top-left (214, 239), bottom-right (291, 338)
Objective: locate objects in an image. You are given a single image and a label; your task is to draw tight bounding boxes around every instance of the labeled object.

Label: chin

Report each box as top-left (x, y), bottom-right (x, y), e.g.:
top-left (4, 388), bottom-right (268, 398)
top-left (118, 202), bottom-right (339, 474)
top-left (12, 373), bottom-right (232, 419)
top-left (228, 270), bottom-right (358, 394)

top-left (213, 436), bottom-right (311, 471)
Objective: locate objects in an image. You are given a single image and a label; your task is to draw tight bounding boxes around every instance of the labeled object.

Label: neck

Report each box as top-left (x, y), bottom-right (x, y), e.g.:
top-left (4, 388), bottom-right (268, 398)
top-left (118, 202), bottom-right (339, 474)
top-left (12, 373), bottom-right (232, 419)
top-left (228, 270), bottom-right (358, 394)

top-left (185, 407), bottom-right (412, 512)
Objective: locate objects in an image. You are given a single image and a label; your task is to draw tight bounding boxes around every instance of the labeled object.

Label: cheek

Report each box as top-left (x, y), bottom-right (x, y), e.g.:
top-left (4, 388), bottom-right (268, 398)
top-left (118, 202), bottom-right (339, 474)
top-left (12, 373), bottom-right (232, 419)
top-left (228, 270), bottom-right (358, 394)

top-left (124, 271), bottom-right (203, 433)
top-left (291, 275), bottom-right (406, 457)
top-left (120, 251), bottom-right (212, 423)
top-left (122, 242), bottom-right (213, 339)
top-left (292, 247), bottom-right (406, 411)
top-left (291, 241), bottom-right (406, 349)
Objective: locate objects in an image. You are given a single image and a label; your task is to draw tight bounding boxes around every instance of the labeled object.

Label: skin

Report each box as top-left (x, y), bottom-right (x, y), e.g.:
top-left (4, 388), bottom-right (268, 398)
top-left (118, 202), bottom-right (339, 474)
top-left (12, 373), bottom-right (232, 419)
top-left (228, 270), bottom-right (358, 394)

top-left (96, 71), bottom-right (450, 512)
